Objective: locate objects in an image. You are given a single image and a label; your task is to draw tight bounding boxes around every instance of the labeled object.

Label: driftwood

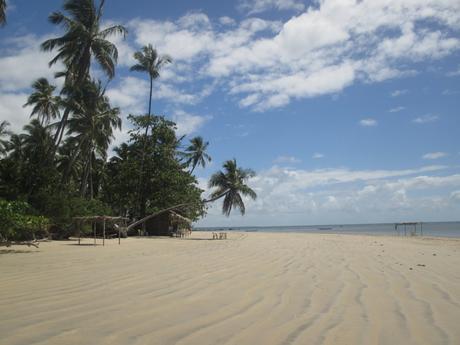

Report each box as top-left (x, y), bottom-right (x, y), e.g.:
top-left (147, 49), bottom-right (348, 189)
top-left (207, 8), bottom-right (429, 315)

top-left (0, 240), bottom-right (41, 248)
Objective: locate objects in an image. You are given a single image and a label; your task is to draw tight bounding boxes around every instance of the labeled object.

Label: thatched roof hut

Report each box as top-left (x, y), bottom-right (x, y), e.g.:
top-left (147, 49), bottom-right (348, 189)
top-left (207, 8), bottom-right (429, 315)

top-left (144, 210), bottom-right (192, 236)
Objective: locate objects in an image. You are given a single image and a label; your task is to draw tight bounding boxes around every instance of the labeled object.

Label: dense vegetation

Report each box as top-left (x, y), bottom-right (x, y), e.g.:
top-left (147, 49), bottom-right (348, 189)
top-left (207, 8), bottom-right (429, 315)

top-left (0, 0), bottom-right (257, 242)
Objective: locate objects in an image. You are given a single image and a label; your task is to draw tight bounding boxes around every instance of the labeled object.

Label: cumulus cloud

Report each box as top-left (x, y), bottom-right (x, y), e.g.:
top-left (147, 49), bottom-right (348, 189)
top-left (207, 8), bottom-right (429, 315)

top-left (422, 152), bottom-right (448, 160)
top-left (413, 114), bottom-right (439, 124)
top-left (238, 0), bottom-right (305, 14)
top-left (312, 153), bottom-right (324, 159)
top-left (390, 89), bottom-right (408, 97)
top-left (0, 35), bottom-right (61, 92)
top-left (359, 118), bottom-right (377, 127)
top-left (446, 65), bottom-right (460, 77)
top-left (112, 1), bottom-right (460, 111)
top-left (172, 110), bottom-right (211, 136)
top-left (0, 92), bottom-right (32, 133)
top-left (389, 106), bottom-right (405, 113)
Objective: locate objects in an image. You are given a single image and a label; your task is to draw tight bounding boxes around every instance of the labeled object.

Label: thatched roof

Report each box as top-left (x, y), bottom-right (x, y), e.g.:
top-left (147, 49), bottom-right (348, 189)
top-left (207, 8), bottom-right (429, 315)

top-left (169, 211), bottom-right (192, 227)
top-left (73, 216), bottom-right (129, 223)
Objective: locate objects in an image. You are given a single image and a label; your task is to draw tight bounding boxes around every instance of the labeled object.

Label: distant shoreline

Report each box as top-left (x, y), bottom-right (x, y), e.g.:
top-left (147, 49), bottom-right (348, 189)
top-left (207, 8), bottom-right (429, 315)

top-left (196, 221), bottom-right (460, 238)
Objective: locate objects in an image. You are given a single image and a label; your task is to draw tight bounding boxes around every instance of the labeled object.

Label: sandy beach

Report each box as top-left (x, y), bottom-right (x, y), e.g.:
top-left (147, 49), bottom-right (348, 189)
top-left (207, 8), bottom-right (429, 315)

top-left (1, 232), bottom-right (460, 345)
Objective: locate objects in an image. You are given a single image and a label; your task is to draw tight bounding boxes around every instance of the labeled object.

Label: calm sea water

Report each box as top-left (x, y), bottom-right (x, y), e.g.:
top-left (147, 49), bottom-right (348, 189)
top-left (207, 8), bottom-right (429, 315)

top-left (197, 222), bottom-right (460, 238)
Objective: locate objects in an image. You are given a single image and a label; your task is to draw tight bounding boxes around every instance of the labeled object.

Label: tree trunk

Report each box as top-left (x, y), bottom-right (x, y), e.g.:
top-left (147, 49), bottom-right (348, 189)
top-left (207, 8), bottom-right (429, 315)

top-left (89, 151), bottom-right (94, 200)
top-left (127, 191), bottom-right (229, 231)
top-left (80, 151), bottom-right (91, 198)
top-left (137, 76), bottom-right (154, 217)
top-left (61, 139), bottom-right (84, 184)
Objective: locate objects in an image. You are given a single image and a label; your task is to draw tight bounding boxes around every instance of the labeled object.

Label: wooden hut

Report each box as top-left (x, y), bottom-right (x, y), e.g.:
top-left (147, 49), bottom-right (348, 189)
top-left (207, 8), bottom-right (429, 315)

top-left (145, 210), bottom-right (192, 237)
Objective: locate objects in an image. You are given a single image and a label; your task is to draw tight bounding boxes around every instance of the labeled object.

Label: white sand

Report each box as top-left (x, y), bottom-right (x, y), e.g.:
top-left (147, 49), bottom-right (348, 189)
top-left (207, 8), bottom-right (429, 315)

top-left (1, 232), bottom-right (460, 345)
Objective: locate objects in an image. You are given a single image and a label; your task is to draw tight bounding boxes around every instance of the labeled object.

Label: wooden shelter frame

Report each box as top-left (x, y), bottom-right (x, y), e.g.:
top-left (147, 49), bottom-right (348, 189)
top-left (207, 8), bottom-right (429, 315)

top-left (394, 222), bottom-right (423, 236)
top-left (72, 216), bottom-right (129, 246)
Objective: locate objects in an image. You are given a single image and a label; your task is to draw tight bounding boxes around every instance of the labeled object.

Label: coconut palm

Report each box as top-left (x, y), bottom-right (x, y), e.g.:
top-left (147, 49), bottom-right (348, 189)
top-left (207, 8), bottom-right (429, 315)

top-left (0, 0), bottom-right (6, 27)
top-left (130, 44), bottom-right (172, 133)
top-left (20, 120), bottom-right (55, 171)
top-left (57, 137), bottom-right (83, 184)
top-left (0, 120), bottom-right (11, 154)
top-left (23, 78), bottom-right (61, 126)
top-left (66, 80), bottom-right (121, 198)
top-left (6, 134), bottom-right (24, 161)
top-left (42, 0), bottom-right (126, 83)
top-left (182, 136), bottom-right (211, 174)
top-left (208, 159), bottom-right (257, 216)
top-left (41, 0), bottom-right (126, 151)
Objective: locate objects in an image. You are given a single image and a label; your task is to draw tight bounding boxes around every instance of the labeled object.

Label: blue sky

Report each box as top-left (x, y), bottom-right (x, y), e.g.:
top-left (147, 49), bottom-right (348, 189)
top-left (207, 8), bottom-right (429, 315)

top-left (1, 0), bottom-right (459, 226)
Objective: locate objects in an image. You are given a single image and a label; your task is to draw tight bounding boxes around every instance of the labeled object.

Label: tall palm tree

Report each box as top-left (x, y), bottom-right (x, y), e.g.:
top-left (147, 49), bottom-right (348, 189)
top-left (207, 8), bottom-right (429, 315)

top-left (130, 44), bottom-right (172, 134)
top-left (130, 45), bottom-right (171, 216)
top-left (208, 159), bottom-right (257, 216)
top-left (0, 120), bottom-right (11, 154)
top-left (23, 78), bottom-right (61, 126)
top-left (182, 136), bottom-right (211, 174)
top-left (0, 0), bottom-right (6, 27)
top-left (66, 80), bottom-right (121, 198)
top-left (41, 0), bottom-right (126, 151)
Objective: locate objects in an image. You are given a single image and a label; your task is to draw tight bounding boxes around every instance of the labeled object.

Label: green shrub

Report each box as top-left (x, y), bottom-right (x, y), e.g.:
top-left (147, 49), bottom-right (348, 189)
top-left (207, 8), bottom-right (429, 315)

top-left (0, 199), bottom-right (49, 242)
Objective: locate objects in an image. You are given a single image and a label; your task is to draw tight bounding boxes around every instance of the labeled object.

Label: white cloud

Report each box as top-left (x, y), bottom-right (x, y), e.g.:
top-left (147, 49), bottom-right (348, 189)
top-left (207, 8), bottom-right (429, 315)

top-left (219, 16), bottom-right (236, 26)
top-left (446, 65), bottom-right (460, 77)
top-left (172, 110), bottom-right (211, 136)
top-left (0, 35), bottom-right (61, 92)
top-left (238, 0), bottom-right (305, 14)
top-left (359, 118), bottom-right (377, 127)
top-left (0, 92), bottom-right (32, 133)
top-left (442, 89), bottom-right (459, 96)
top-left (119, 1), bottom-right (460, 111)
top-left (413, 114), bottom-right (439, 124)
top-left (451, 190), bottom-right (460, 202)
top-left (391, 89), bottom-right (409, 97)
top-left (422, 152), bottom-right (448, 160)
top-left (389, 106), bottom-right (405, 113)
top-left (273, 155), bottom-right (301, 164)
top-left (312, 153), bottom-right (324, 159)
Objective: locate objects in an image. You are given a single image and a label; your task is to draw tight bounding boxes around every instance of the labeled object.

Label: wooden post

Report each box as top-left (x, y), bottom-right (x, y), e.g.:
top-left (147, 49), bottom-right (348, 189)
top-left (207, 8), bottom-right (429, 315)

top-left (94, 221), bottom-right (96, 246)
top-left (78, 220), bottom-right (81, 245)
top-left (118, 224), bottom-right (121, 245)
top-left (103, 218), bottom-right (106, 246)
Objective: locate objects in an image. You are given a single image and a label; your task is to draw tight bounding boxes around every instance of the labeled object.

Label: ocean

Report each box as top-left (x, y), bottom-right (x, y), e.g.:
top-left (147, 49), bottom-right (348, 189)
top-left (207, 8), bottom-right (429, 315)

top-left (197, 221), bottom-right (460, 238)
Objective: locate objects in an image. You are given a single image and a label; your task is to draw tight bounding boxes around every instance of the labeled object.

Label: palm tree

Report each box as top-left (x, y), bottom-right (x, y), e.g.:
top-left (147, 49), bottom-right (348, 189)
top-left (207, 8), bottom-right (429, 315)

top-left (21, 120), bottom-right (54, 157)
top-left (0, 0), bottom-right (6, 27)
top-left (130, 44), bottom-right (172, 134)
top-left (7, 134), bottom-right (24, 161)
top-left (41, 0), bottom-right (126, 151)
top-left (42, 0), bottom-right (127, 83)
top-left (23, 78), bottom-right (61, 126)
top-left (130, 45), bottom-right (171, 216)
top-left (182, 136), bottom-right (211, 174)
top-left (66, 80), bottom-right (121, 198)
top-left (208, 159), bottom-right (257, 216)
top-left (0, 120), bottom-right (11, 154)
top-left (127, 159), bottom-right (257, 231)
